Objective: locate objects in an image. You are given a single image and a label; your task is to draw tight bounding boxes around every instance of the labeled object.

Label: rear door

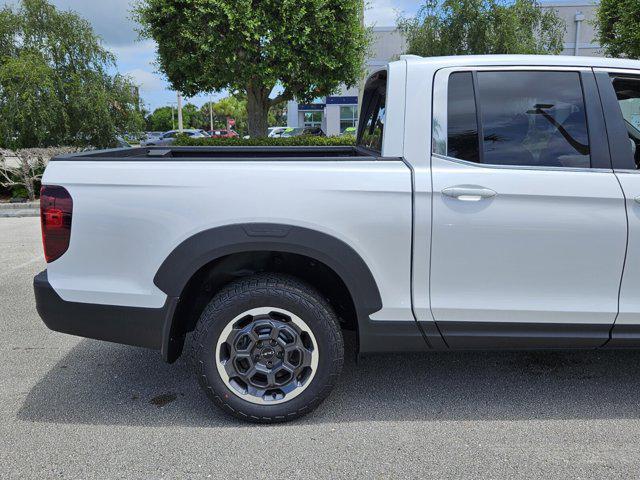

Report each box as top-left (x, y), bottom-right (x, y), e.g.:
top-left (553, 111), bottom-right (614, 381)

top-left (429, 67), bottom-right (627, 349)
top-left (595, 69), bottom-right (640, 346)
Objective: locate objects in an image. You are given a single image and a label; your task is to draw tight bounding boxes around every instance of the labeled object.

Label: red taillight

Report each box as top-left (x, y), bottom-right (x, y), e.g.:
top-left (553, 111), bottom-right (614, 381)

top-left (40, 185), bottom-right (72, 263)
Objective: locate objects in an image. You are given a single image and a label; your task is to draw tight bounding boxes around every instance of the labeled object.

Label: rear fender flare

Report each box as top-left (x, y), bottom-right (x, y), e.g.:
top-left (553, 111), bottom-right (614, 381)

top-left (154, 223), bottom-right (383, 359)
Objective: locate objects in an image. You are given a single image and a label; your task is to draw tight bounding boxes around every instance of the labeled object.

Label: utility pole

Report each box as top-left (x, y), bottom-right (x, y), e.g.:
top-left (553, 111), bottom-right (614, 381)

top-left (209, 95), bottom-right (214, 132)
top-left (177, 92), bottom-right (184, 132)
top-left (574, 12), bottom-right (585, 56)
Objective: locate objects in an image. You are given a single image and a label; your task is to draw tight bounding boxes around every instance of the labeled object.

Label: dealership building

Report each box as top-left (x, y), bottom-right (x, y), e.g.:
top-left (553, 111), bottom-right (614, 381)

top-left (286, 1), bottom-right (601, 136)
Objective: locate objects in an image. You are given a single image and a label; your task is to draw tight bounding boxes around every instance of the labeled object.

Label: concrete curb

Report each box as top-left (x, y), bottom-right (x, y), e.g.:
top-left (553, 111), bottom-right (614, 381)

top-left (0, 202), bottom-right (39, 218)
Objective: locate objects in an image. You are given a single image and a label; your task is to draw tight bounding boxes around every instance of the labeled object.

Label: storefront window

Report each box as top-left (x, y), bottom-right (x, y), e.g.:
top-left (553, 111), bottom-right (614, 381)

top-left (303, 111), bottom-right (323, 127)
top-left (340, 106), bottom-right (358, 133)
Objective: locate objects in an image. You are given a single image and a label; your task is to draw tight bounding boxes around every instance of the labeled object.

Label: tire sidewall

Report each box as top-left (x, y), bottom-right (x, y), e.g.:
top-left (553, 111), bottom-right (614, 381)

top-left (194, 280), bottom-right (342, 420)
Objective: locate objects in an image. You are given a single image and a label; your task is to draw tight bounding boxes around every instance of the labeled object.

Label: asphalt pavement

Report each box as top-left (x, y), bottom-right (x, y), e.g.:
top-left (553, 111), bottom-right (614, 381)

top-left (2, 217), bottom-right (640, 478)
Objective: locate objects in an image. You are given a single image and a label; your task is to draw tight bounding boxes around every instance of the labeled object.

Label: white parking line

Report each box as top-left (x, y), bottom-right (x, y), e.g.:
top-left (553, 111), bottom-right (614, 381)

top-left (0, 255), bottom-right (43, 278)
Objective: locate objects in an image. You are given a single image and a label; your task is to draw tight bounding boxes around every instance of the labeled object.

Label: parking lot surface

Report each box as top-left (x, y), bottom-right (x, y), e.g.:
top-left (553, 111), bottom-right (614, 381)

top-left (2, 217), bottom-right (640, 478)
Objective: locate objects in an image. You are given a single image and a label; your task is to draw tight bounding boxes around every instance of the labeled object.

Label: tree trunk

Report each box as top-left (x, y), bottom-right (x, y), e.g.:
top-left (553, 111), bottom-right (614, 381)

top-left (20, 159), bottom-right (36, 201)
top-left (246, 83), bottom-right (270, 138)
top-left (25, 180), bottom-right (36, 202)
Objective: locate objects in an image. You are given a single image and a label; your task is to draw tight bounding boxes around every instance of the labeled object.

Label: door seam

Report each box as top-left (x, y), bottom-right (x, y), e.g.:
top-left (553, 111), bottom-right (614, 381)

top-left (606, 172), bottom-right (629, 346)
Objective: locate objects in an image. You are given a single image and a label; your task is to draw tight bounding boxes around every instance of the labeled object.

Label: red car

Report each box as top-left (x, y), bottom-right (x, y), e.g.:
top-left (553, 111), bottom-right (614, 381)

top-left (208, 129), bottom-right (239, 138)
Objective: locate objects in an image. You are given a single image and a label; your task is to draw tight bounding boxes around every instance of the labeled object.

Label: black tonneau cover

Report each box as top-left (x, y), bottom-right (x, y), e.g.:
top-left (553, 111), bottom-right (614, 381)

top-left (51, 146), bottom-right (384, 162)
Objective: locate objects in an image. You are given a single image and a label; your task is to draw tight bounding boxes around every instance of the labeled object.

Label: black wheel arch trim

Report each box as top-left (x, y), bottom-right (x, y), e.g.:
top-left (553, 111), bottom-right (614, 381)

top-left (153, 223), bottom-right (385, 357)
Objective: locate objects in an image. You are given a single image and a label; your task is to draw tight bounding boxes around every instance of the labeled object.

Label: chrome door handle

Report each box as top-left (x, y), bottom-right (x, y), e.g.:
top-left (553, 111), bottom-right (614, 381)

top-left (442, 186), bottom-right (497, 201)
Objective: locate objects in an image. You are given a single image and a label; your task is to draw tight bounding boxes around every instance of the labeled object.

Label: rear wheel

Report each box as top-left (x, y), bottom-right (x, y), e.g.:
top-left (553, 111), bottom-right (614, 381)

top-left (191, 274), bottom-right (344, 422)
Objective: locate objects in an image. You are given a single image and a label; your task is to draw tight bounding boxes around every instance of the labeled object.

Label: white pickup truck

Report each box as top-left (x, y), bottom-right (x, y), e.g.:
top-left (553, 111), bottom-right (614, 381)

top-left (34, 55), bottom-right (640, 422)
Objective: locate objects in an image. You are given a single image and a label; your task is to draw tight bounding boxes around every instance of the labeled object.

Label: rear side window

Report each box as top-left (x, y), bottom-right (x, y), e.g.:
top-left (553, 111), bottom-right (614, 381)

top-left (447, 72), bottom-right (479, 163)
top-left (360, 94), bottom-right (385, 152)
top-left (445, 70), bottom-right (591, 168)
top-left (358, 72), bottom-right (386, 153)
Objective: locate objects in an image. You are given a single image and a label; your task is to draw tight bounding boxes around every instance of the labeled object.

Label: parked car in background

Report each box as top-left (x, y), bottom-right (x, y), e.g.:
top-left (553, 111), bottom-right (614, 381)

top-left (115, 136), bottom-right (132, 148)
top-left (143, 131), bottom-right (164, 143)
top-left (268, 127), bottom-right (288, 138)
top-left (280, 126), bottom-right (325, 137)
top-left (144, 129), bottom-right (208, 146)
top-left (208, 129), bottom-right (239, 138)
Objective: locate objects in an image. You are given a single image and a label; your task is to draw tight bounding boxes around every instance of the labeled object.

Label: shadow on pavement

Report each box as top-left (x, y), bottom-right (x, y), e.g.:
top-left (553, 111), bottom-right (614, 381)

top-left (17, 332), bottom-right (640, 427)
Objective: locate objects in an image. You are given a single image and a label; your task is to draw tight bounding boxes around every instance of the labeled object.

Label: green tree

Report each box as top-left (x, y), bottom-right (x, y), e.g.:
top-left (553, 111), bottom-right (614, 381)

top-left (147, 102), bottom-right (208, 131)
top-left (0, 0), bottom-right (144, 149)
top-left (212, 96), bottom-right (249, 134)
top-left (398, 0), bottom-right (565, 56)
top-left (269, 103), bottom-right (288, 128)
top-left (596, 0), bottom-right (640, 59)
top-left (0, 52), bottom-right (65, 150)
top-left (146, 106), bottom-right (175, 131)
top-left (183, 103), bottom-right (206, 129)
top-left (135, 0), bottom-right (367, 137)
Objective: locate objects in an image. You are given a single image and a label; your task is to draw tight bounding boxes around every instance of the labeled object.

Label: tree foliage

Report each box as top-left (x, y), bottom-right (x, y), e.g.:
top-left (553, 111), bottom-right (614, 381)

top-left (146, 106), bottom-right (175, 131)
top-left (135, 0), bottom-right (368, 137)
top-left (398, 0), bottom-right (565, 56)
top-left (596, 0), bottom-right (640, 59)
top-left (205, 95), bottom-right (286, 134)
top-left (146, 103), bottom-right (211, 131)
top-left (0, 0), bottom-right (144, 149)
top-left (203, 96), bottom-right (248, 133)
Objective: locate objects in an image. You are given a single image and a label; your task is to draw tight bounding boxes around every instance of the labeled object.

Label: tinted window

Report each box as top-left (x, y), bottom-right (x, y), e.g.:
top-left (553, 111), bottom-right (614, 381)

top-left (610, 75), bottom-right (640, 169)
top-left (358, 72), bottom-right (386, 153)
top-left (447, 72), bottom-right (479, 162)
top-left (360, 94), bottom-right (385, 152)
top-left (477, 71), bottom-right (590, 168)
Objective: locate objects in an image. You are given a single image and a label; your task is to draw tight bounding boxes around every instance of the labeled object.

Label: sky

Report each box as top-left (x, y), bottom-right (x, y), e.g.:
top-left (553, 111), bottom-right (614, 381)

top-left (3, 0), bottom-right (422, 111)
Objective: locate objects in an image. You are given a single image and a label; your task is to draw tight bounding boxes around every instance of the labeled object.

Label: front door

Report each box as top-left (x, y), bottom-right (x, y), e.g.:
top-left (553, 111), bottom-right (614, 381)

top-left (430, 67), bottom-right (627, 349)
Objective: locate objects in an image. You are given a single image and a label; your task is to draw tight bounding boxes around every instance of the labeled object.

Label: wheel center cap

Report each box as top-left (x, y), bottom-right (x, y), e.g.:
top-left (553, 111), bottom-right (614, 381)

top-left (260, 347), bottom-right (276, 360)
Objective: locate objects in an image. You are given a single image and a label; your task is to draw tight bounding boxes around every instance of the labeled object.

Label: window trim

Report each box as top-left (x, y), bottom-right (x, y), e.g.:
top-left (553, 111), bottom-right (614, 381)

top-left (432, 65), bottom-right (607, 172)
top-left (593, 67), bottom-right (640, 172)
top-left (471, 71), bottom-right (485, 165)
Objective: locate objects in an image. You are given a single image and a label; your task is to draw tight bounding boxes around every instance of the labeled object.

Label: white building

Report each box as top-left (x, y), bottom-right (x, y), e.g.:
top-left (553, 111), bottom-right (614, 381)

top-left (287, 2), bottom-right (601, 135)
top-left (540, 0), bottom-right (600, 56)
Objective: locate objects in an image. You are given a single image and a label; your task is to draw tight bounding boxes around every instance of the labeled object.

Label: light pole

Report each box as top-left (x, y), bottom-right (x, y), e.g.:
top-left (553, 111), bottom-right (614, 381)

top-left (209, 95), bottom-right (214, 132)
top-left (177, 92), bottom-right (184, 132)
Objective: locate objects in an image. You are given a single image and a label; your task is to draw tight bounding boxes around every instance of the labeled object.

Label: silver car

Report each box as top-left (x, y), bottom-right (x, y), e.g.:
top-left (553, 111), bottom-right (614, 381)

top-left (144, 129), bottom-right (208, 146)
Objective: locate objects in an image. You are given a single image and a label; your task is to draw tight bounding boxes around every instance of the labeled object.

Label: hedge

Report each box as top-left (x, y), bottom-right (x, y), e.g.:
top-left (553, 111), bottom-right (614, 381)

top-left (173, 135), bottom-right (356, 147)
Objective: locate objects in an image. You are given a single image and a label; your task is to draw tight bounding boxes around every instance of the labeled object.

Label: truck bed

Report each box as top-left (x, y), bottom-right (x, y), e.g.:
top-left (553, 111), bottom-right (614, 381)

top-left (52, 145), bottom-right (381, 161)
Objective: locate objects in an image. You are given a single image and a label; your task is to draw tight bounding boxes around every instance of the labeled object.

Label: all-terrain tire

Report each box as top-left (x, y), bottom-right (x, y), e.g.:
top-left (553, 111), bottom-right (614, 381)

top-left (191, 273), bottom-right (344, 423)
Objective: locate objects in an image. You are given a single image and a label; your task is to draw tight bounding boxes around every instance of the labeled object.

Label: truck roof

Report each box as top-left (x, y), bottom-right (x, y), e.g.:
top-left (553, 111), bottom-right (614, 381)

top-left (399, 54), bottom-right (640, 70)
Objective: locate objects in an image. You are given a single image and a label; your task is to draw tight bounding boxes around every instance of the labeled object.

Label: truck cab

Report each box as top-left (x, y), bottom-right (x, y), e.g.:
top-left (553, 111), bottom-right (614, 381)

top-left (375, 55), bottom-right (640, 351)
